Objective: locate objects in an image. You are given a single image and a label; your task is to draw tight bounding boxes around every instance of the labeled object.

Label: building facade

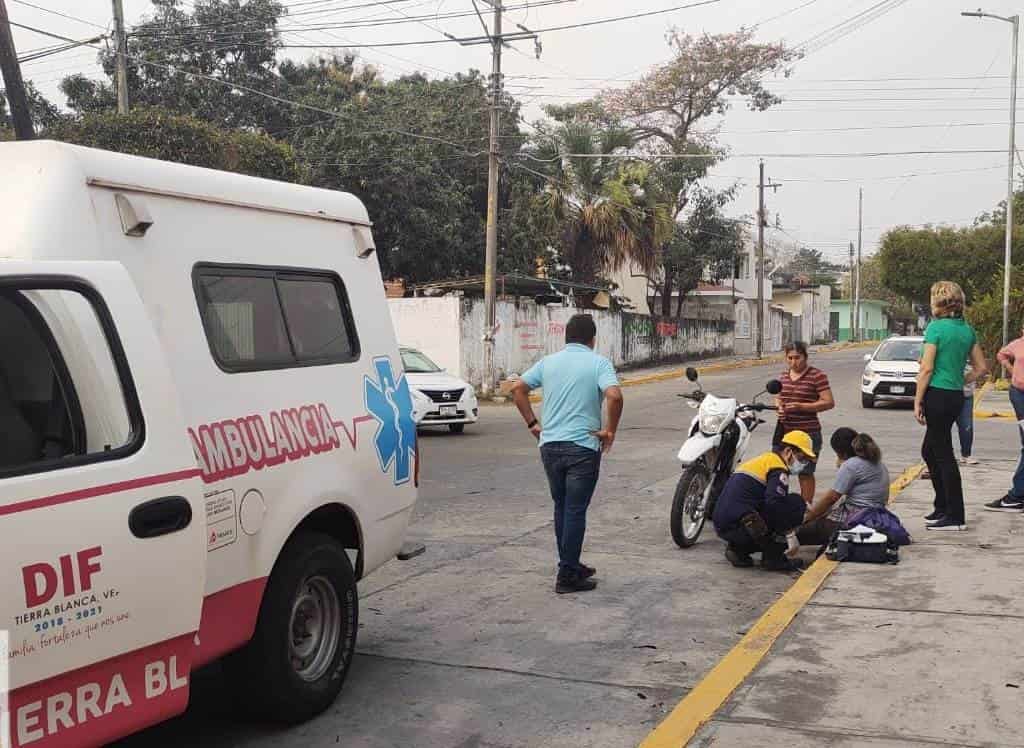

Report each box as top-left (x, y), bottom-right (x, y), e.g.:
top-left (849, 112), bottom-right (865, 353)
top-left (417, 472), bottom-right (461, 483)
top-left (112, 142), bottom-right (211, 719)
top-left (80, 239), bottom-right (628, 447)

top-left (830, 299), bottom-right (889, 341)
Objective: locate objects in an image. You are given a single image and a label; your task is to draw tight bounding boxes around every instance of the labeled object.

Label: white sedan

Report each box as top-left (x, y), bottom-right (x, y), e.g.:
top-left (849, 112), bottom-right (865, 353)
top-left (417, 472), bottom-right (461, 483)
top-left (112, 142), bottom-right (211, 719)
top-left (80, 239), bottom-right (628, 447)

top-left (861, 336), bottom-right (923, 408)
top-left (401, 347), bottom-right (479, 433)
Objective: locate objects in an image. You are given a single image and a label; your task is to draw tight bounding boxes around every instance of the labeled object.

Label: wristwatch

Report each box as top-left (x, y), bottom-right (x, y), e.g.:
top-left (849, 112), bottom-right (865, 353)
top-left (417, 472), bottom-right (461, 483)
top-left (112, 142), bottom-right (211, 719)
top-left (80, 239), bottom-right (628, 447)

top-left (527, 418), bottom-right (538, 429)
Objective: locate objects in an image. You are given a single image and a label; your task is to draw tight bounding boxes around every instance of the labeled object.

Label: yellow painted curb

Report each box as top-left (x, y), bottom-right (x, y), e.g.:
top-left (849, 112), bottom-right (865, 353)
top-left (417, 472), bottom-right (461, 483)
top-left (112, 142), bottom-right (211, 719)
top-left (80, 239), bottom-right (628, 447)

top-left (973, 380), bottom-right (1016, 420)
top-left (637, 462), bottom-right (924, 748)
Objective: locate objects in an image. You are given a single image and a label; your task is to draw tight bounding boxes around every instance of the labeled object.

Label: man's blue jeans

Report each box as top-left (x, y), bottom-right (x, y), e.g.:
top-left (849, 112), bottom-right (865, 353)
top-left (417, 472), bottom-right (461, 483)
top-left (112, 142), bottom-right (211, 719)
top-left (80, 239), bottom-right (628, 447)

top-left (1009, 386), bottom-right (1024, 498)
top-left (956, 395), bottom-right (974, 458)
top-left (540, 442), bottom-right (601, 574)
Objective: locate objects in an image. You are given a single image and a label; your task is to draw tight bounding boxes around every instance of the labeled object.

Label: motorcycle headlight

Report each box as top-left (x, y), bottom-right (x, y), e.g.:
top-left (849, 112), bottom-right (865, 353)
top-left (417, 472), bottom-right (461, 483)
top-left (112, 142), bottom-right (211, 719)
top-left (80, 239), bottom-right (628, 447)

top-left (699, 411), bottom-right (730, 435)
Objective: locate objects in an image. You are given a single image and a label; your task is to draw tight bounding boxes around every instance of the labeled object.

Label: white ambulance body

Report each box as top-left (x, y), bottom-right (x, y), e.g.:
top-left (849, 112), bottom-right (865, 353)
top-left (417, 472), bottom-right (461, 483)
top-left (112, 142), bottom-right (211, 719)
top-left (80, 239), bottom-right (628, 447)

top-left (0, 141), bottom-right (420, 747)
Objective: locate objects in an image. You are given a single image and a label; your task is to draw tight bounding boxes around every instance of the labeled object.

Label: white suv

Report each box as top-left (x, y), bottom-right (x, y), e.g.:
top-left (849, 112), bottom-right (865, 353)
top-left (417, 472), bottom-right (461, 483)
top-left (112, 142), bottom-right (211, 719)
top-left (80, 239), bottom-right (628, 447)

top-left (401, 347), bottom-right (480, 433)
top-left (861, 336), bottom-right (923, 408)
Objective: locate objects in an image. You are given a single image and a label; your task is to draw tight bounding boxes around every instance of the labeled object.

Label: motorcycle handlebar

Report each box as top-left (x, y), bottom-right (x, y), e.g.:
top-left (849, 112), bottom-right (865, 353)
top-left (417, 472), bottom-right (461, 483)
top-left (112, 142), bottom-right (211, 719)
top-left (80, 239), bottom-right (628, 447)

top-left (739, 403), bottom-right (777, 412)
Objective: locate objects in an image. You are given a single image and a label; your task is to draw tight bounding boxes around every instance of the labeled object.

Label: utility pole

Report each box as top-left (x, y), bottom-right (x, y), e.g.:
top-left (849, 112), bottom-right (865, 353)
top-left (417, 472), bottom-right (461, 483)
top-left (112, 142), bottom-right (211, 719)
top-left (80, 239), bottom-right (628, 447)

top-left (453, 2), bottom-right (537, 396)
top-left (855, 187), bottom-right (863, 342)
top-left (757, 162), bottom-right (765, 359)
top-left (111, 0), bottom-right (129, 113)
top-left (756, 160), bottom-right (781, 358)
top-left (0, 0), bottom-right (34, 139)
top-left (962, 10), bottom-right (1018, 347)
top-left (481, 0), bottom-right (502, 398)
top-left (849, 242), bottom-right (855, 341)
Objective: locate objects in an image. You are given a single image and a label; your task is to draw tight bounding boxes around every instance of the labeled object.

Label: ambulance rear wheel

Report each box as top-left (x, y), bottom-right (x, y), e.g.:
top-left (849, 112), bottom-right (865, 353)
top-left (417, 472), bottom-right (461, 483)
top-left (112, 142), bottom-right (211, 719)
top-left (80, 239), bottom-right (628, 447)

top-left (225, 531), bottom-right (358, 724)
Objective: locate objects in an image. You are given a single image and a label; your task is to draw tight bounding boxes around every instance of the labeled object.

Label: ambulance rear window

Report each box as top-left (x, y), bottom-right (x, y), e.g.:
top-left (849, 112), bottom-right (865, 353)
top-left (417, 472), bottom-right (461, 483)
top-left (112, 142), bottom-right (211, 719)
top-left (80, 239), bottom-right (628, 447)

top-left (193, 265), bottom-right (360, 372)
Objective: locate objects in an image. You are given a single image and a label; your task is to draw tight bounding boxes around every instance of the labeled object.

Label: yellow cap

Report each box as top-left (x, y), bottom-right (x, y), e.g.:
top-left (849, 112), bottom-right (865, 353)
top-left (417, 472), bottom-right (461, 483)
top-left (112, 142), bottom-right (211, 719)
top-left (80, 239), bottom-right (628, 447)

top-left (781, 430), bottom-right (817, 460)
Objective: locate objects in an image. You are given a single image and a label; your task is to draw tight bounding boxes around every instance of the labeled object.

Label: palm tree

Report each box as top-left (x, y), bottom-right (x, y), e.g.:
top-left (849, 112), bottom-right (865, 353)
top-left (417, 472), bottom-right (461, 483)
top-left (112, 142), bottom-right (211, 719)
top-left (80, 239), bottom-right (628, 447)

top-left (531, 119), bottom-right (674, 284)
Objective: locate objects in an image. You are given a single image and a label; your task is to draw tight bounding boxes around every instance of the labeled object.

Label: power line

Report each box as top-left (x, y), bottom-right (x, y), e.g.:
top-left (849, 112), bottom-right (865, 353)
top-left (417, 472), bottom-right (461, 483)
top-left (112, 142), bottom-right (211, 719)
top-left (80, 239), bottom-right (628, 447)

top-left (278, 0), bottom-right (721, 48)
top-left (522, 149), bottom-right (1009, 162)
top-left (9, 0), bottom-right (107, 31)
top-left (754, 0), bottom-right (822, 27)
top-left (798, 0), bottom-right (911, 56)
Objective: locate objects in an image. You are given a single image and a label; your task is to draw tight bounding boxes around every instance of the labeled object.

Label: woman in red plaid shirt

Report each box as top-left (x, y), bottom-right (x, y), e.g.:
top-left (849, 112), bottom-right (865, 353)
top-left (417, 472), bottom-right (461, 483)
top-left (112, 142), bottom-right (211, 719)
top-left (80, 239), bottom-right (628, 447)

top-left (774, 342), bottom-right (835, 502)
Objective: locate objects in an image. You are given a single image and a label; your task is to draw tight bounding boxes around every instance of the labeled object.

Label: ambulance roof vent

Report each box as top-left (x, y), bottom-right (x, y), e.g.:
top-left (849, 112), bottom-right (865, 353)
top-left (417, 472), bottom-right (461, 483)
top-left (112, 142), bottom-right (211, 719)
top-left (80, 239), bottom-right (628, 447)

top-left (353, 224), bottom-right (376, 259)
top-left (114, 193), bottom-right (154, 238)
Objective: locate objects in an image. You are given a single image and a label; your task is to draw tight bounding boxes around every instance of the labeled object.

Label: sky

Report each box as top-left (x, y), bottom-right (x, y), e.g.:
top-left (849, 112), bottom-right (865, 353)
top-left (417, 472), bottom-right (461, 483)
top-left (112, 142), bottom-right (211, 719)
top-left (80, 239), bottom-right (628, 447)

top-left (7, 0), bottom-right (1024, 266)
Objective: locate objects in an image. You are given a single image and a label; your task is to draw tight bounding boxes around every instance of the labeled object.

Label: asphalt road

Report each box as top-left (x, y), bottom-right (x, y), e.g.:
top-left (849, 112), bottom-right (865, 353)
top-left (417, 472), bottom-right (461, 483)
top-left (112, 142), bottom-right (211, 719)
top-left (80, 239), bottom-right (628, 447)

top-left (119, 347), bottom-right (1021, 747)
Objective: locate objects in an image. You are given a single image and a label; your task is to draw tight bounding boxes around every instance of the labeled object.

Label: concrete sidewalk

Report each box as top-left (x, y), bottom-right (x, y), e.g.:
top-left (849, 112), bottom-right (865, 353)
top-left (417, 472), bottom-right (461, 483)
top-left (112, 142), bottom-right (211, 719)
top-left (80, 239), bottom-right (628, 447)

top-left (690, 461), bottom-right (1024, 747)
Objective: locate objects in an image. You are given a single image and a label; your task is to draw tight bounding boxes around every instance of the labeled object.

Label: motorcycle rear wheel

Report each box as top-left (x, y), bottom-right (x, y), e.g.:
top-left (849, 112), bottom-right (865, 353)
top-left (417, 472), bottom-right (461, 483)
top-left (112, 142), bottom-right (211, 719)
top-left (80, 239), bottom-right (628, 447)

top-left (670, 463), bottom-right (712, 548)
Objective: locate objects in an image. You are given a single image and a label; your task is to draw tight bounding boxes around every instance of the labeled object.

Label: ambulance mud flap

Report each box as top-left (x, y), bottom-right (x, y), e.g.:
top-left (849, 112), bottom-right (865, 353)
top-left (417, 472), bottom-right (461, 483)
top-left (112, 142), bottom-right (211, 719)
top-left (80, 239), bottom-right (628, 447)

top-left (397, 542), bottom-right (426, 560)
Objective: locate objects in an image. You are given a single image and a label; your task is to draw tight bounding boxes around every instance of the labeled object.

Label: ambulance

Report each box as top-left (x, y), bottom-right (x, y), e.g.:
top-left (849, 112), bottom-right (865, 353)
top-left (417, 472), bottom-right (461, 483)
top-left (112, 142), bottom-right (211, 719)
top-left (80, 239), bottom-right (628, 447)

top-left (0, 141), bottom-right (420, 747)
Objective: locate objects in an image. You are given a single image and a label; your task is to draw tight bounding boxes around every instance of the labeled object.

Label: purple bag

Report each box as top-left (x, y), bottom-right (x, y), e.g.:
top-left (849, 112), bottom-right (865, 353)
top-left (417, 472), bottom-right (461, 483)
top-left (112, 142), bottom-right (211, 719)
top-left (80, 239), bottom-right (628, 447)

top-left (844, 506), bottom-right (912, 546)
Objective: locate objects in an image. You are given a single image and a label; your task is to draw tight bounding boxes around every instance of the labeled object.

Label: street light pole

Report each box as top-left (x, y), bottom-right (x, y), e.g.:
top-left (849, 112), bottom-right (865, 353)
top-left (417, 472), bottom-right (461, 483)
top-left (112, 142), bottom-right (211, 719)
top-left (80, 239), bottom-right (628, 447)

top-left (963, 9), bottom-right (1019, 346)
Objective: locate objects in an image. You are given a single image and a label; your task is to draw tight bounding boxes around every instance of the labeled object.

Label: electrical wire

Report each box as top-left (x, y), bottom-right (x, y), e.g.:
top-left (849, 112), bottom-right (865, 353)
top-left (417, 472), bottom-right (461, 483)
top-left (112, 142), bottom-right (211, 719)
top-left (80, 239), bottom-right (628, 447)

top-left (9, 0), bottom-right (108, 31)
top-left (277, 0), bottom-right (722, 49)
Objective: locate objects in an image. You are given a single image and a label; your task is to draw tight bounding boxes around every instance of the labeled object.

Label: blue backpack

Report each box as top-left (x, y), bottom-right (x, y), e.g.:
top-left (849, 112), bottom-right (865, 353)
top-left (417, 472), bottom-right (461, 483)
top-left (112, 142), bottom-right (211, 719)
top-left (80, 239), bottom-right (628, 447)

top-left (844, 506), bottom-right (912, 546)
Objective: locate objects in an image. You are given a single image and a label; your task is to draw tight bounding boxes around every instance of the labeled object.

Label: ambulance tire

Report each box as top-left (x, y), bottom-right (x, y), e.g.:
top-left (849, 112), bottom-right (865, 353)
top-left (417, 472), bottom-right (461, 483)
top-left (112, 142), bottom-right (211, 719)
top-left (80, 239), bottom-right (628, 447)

top-left (225, 531), bottom-right (358, 724)
top-left (449, 423), bottom-right (465, 433)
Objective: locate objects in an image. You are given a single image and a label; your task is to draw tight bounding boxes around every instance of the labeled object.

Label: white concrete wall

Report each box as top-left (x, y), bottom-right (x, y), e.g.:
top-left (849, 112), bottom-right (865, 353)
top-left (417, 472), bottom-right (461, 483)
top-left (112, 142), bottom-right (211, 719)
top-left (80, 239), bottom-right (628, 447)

top-left (460, 301), bottom-right (625, 384)
top-left (813, 285), bottom-right (832, 343)
top-left (388, 297), bottom-right (462, 373)
top-left (390, 297), bottom-right (735, 388)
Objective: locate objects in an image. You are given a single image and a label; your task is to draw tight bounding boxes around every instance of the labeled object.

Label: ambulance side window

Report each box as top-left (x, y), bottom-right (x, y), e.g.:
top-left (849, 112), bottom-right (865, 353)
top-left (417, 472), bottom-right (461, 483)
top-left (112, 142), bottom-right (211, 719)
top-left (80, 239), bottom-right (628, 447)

top-left (194, 265), bottom-right (359, 372)
top-left (0, 287), bottom-right (137, 476)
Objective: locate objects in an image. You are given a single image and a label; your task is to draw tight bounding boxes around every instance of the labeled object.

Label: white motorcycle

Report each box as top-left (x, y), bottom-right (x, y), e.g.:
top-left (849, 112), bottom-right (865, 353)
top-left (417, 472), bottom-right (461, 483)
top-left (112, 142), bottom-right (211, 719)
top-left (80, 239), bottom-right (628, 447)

top-left (670, 367), bottom-right (783, 548)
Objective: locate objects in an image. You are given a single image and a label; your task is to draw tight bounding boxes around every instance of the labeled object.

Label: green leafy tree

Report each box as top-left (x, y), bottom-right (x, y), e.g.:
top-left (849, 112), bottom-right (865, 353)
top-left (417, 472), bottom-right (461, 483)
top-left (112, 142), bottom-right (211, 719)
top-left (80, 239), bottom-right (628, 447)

top-left (656, 185), bottom-right (745, 317)
top-left (1, 81), bottom-right (64, 131)
top-left (62, 0), bottom-right (287, 130)
top-left (778, 247), bottom-right (844, 289)
top-left (295, 69), bottom-right (525, 283)
top-left (966, 271), bottom-right (1024, 364)
top-left (46, 106), bottom-right (302, 182)
top-left (853, 255), bottom-right (914, 316)
top-left (877, 223), bottom-right (1018, 306)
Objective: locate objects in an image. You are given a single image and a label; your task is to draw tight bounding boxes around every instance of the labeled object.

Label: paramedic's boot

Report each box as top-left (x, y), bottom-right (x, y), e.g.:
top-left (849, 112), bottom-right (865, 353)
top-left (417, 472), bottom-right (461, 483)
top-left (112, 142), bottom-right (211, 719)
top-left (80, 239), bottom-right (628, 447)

top-left (725, 546), bottom-right (754, 568)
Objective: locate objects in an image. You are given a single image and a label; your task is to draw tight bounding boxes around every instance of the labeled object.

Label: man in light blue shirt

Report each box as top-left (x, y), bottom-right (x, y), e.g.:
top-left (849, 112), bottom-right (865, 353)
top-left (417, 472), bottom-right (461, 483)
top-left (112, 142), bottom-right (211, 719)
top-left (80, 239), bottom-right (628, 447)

top-left (511, 314), bottom-right (624, 594)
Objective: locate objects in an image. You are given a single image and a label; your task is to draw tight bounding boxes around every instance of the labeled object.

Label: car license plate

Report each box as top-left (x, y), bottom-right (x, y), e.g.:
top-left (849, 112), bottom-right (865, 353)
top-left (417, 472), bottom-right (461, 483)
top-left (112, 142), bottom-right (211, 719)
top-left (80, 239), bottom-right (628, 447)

top-left (890, 385), bottom-right (905, 394)
top-left (440, 405), bottom-right (457, 417)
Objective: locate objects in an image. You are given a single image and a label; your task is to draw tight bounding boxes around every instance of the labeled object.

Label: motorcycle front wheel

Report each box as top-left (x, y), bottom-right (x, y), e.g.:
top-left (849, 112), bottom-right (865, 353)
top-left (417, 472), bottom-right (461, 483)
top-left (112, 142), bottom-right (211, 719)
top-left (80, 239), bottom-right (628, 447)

top-left (670, 462), bottom-right (712, 548)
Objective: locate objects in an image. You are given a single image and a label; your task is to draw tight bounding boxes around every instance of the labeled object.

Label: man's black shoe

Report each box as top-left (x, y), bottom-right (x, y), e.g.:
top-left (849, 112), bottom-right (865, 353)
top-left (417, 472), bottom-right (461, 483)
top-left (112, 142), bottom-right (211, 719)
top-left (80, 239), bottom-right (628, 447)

top-left (725, 547), bottom-right (754, 568)
top-left (556, 573), bottom-right (597, 594)
top-left (578, 563), bottom-right (596, 579)
top-left (924, 510), bottom-right (943, 521)
top-left (984, 495), bottom-right (1024, 512)
top-left (761, 556), bottom-right (803, 572)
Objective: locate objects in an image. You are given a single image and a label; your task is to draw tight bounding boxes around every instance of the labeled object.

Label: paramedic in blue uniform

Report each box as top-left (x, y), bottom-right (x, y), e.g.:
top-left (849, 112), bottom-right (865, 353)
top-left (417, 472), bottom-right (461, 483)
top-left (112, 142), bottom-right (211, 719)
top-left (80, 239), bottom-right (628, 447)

top-left (712, 430), bottom-right (816, 571)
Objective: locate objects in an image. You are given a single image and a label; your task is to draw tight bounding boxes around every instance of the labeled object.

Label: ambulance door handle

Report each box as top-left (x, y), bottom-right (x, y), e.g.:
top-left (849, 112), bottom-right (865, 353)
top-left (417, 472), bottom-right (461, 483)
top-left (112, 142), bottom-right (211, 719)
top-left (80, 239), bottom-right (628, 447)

top-left (129, 496), bottom-right (193, 539)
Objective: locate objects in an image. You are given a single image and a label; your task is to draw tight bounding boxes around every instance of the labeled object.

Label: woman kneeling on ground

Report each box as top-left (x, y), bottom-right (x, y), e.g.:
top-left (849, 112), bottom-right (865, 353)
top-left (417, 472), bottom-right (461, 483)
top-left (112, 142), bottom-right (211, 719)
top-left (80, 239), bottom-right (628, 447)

top-left (797, 428), bottom-right (890, 546)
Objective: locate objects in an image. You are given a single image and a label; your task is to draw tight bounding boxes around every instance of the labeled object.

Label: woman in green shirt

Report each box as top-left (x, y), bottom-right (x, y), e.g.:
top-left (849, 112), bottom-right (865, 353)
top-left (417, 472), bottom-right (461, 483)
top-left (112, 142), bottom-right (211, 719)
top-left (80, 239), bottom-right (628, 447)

top-left (914, 281), bottom-right (988, 530)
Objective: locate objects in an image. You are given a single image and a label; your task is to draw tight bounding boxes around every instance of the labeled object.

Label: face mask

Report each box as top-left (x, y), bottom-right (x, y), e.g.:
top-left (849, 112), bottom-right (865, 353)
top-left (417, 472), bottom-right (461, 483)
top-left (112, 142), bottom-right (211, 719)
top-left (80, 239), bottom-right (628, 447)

top-left (790, 458), bottom-right (807, 475)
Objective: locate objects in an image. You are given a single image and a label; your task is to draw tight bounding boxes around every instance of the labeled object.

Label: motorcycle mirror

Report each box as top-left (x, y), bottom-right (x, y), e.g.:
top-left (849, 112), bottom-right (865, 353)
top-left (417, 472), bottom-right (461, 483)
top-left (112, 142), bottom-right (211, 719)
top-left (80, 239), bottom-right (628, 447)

top-left (765, 379), bottom-right (783, 395)
top-left (685, 367), bottom-right (699, 382)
